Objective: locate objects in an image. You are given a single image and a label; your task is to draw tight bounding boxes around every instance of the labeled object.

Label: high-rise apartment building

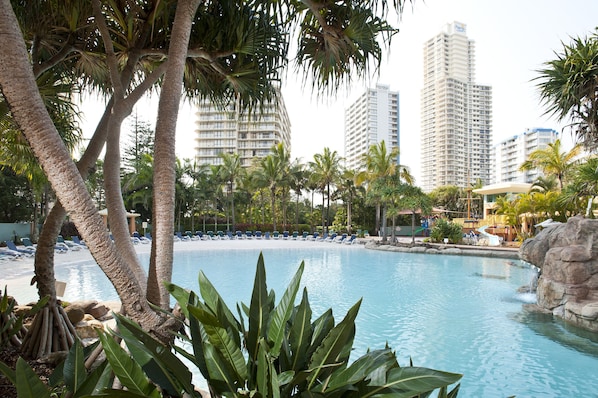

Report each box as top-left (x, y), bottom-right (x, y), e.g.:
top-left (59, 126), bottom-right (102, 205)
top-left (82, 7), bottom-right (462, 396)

top-left (420, 22), bottom-right (493, 192)
top-left (194, 93), bottom-right (291, 167)
top-left (493, 127), bottom-right (559, 184)
top-left (344, 84), bottom-right (399, 171)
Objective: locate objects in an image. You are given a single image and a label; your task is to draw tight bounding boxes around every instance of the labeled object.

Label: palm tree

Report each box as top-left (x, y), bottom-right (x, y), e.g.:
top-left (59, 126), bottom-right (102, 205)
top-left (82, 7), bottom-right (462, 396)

top-left (359, 141), bottom-right (404, 236)
top-left (398, 185), bottom-right (432, 244)
top-left (310, 148), bottom-right (343, 233)
top-left (288, 160), bottom-right (307, 232)
top-left (1, 0), bottom-right (411, 346)
top-left (569, 157), bottom-right (598, 217)
top-left (271, 143), bottom-right (292, 229)
top-left (334, 168), bottom-right (360, 234)
top-left (530, 175), bottom-right (559, 193)
top-left (217, 152), bottom-right (244, 232)
top-left (536, 31), bottom-right (598, 150)
top-left (257, 154), bottom-right (283, 231)
top-left (519, 139), bottom-right (582, 190)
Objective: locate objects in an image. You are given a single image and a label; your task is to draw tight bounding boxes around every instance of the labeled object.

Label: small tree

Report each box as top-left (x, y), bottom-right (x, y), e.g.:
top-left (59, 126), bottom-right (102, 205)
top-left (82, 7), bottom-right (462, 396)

top-left (430, 219), bottom-right (463, 244)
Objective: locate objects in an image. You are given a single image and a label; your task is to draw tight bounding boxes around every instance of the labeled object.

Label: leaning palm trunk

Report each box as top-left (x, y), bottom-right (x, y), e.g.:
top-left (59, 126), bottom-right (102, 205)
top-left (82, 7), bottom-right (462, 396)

top-left (148, 0), bottom-right (201, 309)
top-left (0, 1), bottom-right (166, 342)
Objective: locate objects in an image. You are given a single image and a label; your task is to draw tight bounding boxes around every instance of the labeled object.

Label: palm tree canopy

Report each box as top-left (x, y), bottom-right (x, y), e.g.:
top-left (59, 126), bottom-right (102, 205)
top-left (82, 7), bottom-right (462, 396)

top-left (519, 139), bottom-right (582, 189)
top-left (535, 31), bottom-right (598, 150)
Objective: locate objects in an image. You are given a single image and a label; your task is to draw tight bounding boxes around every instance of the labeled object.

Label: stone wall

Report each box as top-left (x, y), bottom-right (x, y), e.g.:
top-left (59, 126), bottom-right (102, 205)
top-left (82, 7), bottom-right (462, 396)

top-left (519, 216), bottom-right (598, 332)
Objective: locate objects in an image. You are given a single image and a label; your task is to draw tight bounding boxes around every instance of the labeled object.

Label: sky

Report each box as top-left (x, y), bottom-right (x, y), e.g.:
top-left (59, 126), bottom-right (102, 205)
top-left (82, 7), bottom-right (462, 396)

top-left (81, 0), bottom-right (598, 183)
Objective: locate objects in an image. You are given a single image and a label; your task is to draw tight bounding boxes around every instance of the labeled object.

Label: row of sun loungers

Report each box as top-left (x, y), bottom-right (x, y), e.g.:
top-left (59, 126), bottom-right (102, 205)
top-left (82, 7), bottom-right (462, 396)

top-left (170, 230), bottom-right (357, 244)
top-left (0, 234), bottom-right (90, 261)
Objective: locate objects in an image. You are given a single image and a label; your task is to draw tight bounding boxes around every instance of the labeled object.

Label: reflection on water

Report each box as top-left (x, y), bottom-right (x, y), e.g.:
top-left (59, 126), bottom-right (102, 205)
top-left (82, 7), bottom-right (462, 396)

top-left (509, 311), bottom-right (598, 358)
top-left (27, 245), bottom-right (598, 397)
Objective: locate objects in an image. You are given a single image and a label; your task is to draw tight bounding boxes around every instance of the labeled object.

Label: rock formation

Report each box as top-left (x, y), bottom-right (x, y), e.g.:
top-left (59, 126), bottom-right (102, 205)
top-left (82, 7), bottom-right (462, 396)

top-left (519, 216), bottom-right (598, 332)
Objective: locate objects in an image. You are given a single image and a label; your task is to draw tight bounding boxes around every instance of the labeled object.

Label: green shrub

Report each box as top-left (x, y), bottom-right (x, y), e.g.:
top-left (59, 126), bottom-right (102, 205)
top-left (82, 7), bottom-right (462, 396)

top-left (430, 219), bottom-right (463, 244)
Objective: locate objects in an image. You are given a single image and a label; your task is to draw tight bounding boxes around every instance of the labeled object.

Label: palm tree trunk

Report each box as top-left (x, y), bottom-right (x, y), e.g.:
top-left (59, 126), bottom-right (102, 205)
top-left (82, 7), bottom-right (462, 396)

top-left (0, 1), bottom-right (167, 342)
top-left (375, 203), bottom-right (381, 236)
top-left (148, 0), bottom-right (201, 308)
top-left (381, 205), bottom-right (388, 242)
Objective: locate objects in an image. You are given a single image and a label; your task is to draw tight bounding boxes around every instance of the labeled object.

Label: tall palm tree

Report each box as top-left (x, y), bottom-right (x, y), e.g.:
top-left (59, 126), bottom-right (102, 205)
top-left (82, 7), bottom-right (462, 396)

top-left (334, 168), bottom-right (359, 234)
top-left (536, 32), bottom-right (598, 150)
top-left (310, 148), bottom-right (342, 233)
top-left (288, 160), bottom-right (306, 232)
top-left (359, 141), bottom-right (405, 236)
top-left (271, 143), bottom-right (292, 229)
top-left (519, 139), bottom-right (582, 190)
top-left (257, 154), bottom-right (282, 231)
top-left (217, 152), bottom-right (244, 232)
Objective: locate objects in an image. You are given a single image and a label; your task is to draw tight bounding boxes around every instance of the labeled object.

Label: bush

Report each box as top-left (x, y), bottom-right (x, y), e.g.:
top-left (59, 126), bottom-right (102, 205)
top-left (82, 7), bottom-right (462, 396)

top-left (430, 219), bottom-right (463, 244)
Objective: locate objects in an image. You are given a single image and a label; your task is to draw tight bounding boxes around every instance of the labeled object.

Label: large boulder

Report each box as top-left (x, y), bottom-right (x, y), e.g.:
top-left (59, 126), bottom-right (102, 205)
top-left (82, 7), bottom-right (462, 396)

top-left (519, 216), bottom-right (598, 332)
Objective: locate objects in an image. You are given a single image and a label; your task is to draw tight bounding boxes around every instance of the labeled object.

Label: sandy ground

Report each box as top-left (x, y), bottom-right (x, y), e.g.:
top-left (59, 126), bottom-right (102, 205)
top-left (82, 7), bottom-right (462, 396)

top-left (1, 236), bottom-right (366, 304)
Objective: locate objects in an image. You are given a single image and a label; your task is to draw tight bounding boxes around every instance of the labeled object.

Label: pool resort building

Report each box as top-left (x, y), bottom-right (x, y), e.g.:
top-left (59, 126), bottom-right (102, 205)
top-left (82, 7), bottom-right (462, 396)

top-left (193, 92), bottom-right (292, 167)
top-left (343, 84), bottom-right (400, 171)
top-left (492, 127), bottom-right (559, 184)
top-left (420, 21), bottom-right (493, 192)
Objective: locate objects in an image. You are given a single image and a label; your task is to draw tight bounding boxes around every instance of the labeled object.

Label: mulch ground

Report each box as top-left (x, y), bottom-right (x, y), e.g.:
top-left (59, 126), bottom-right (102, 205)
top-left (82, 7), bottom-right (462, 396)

top-left (0, 345), bottom-right (56, 398)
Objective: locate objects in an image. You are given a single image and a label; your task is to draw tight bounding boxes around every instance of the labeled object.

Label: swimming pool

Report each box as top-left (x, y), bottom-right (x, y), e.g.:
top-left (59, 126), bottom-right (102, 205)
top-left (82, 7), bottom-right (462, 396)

top-left (47, 244), bottom-right (598, 396)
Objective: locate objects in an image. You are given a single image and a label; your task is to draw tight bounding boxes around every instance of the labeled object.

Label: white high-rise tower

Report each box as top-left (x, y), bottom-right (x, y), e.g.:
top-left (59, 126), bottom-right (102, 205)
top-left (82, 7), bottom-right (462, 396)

top-left (344, 84), bottom-right (399, 171)
top-left (194, 93), bottom-right (291, 167)
top-left (420, 22), bottom-right (492, 192)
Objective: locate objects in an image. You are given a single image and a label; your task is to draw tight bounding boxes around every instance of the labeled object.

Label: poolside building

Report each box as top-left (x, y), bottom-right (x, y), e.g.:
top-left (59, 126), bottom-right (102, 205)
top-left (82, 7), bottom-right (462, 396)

top-left (194, 92), bottom-right (291, 167)
top-left (420, 21), bottom-right (493, 192)
top-left (492, 127), bottom-right (559, 184)
top-left (344, 84), bottom-right (400, 171)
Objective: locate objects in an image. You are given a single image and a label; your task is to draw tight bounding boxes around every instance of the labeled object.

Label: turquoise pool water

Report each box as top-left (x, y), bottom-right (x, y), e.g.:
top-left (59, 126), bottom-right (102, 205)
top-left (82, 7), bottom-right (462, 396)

top-left (54, 245), bottom-right (598, 397)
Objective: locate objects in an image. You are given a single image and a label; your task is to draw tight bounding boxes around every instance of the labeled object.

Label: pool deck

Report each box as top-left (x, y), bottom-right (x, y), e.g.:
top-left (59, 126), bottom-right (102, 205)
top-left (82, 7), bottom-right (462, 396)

top-left (2, 235), bottom-right (520, 303)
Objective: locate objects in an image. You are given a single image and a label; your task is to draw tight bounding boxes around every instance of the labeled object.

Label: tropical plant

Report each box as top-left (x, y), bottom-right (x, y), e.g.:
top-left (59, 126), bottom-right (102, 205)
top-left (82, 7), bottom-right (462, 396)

top-left (535, 30), bottom-right (598, 150)
top-left (519, 139), bottom-right (582, 190)
top-left (398, 185), bottom-right (432, 244)
top-left (310, 147), bottom-right (343, 234)
top-left (430, 219), bottom-right (463, 244)
top-left (168, 254), bottom-right (462, 397)
top-left (217, 152), bottom-right (245, 232)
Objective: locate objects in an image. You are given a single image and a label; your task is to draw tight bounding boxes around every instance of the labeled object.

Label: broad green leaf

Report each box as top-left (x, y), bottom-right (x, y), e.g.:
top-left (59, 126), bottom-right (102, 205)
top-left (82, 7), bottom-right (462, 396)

top-left (323, 348), bottom-right (398, 392)
top-left (164, 282), bottom-right (191, 318)
top-left (114, 314), bottom-right (194, 396)
top-left (307, 308), bottom-right (334, 359)
top-left (256, 338), bottom-right (269, 396)
top-left (268, 261), bottom-right (304, 357)
top-left (15, 357), bottom-right (51, 398)
top-left (97, 330), bottom-right (160, 398)
top-left (288, 288), bottom-right (313, 371)
top-left (362, 366), bottom-right (462, 398)
top-left (72, 360), bottom-right (109, 398)
top-left (307, 299), bottom-right (362, 389)
top-left (203, 342), bottom-right (242, 394)
top-left (247, 253), bottom-right (270, 362)
top-left (64, 339), bottom-right (86, 393)
top-left (198, 270), bottom-right (240, 345)
top-left (0, 359), bottom-right (16, 385)
top-left (186, 293), bottom-right (210, 378)
top-left (189, 304), bottom-right (248, 382)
